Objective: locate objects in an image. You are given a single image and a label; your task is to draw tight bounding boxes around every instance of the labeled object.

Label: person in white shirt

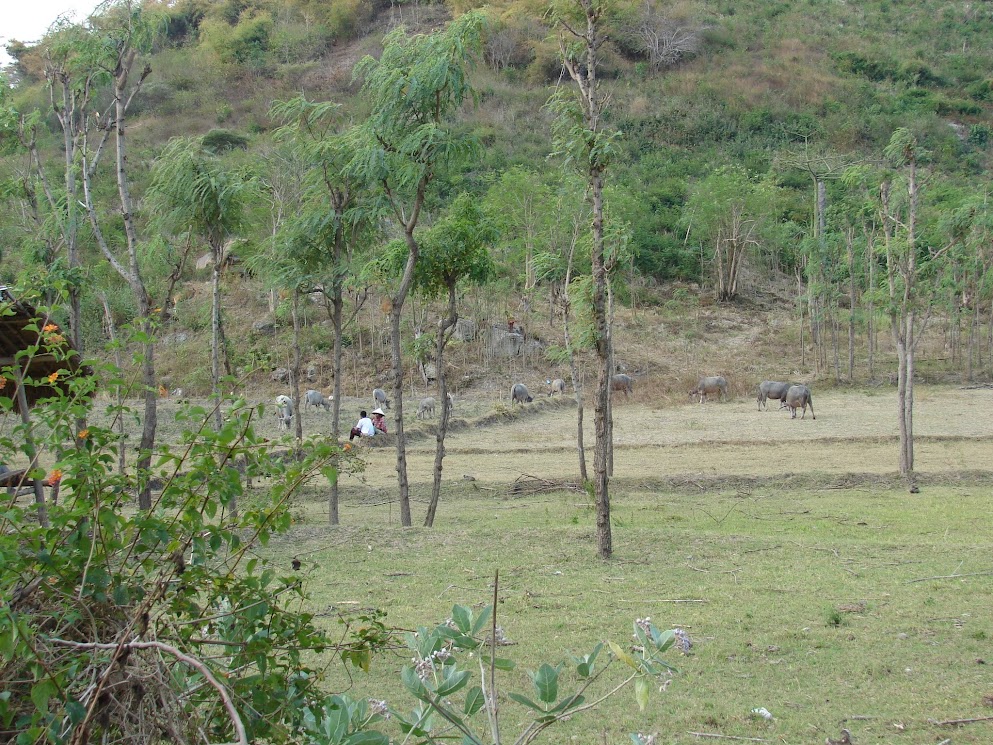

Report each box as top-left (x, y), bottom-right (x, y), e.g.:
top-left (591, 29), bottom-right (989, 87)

top-left (349, 410), bottom-right (376, 440)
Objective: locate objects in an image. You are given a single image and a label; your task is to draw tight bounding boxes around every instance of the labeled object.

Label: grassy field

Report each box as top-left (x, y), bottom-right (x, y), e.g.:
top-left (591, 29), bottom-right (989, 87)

top-left (247, 385), bottom-right (993, 744)
top-left (8, 385), bottom-right (992, 743)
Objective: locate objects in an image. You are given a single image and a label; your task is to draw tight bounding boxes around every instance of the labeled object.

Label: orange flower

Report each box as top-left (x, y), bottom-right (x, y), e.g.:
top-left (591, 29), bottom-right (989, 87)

top-left (47, 371), bottom-right (60, 383)
top-left (43, 324), bottom-right (58, 333)
top-left (343, 443), bottom-right (352, 452)
top-left (78, 429), bottom-right (90, 440)
top-left (0, 377), bottom-right (7, 390)
top-left (47, 469), bottom-right (62, 485)
top-left (47, 334), bottom-right (65, 344)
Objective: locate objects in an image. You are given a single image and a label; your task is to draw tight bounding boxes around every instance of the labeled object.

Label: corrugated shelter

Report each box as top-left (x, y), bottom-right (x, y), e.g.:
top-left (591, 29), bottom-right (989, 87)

top-left (0, 286), bottom-right (89, 412)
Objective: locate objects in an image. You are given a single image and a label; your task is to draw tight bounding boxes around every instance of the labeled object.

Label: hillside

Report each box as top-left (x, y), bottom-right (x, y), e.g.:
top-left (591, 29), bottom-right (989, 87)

top-left (1, 0), bottom-right (992, 392)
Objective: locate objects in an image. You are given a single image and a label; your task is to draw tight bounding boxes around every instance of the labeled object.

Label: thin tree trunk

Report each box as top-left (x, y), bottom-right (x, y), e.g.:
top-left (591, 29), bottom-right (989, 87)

top-left (100, 293), bottom-right (126, 475)
top-left (291, 290), bottom-right (303, 444)
top-left (424, 283), bottom-right (458, 527)
top-left (389, 303), bottom-right (412, 527)
top-left (211, 241), bottom-right (223, 433)
top-left (867, 236), bottom-right (876, 381)
top-left (846, 229), bottom-right (856, 382)
top-left (329, 276), bottom-right (344, 525)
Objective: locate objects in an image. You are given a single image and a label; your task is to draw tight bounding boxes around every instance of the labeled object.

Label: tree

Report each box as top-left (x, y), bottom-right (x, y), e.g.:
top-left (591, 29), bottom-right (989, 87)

top-left (682, 166), bottom-right (775, 302)
top-left (76, 0), bottom-right (158, 509)
top-left (383, 193), bottom-right (497, 527)
top-left (620, 0), bottom-right (702, 72)
top-left (269, 96), bottom-right (376, 524)
top-left (879, 128), bottom-right (941, 492)
top-left (550, 0), bottom-right (622, 559)
top-left (148, 137), bottom-right (250, 446)
top-left (346, 12), bottom-right (485, 527)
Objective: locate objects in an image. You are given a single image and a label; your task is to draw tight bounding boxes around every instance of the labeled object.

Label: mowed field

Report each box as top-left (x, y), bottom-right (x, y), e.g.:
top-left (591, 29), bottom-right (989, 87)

top-left (247, 385), bottom-right (993, 744)
top-left (332, 385), bottom-right (993, 492)
top-left (26, 385), bottom-right (992, 743)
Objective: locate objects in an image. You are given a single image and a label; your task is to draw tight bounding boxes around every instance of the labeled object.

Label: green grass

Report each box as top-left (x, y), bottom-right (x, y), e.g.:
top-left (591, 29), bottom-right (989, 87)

top-left (258, 478), bottom-right (993, 744)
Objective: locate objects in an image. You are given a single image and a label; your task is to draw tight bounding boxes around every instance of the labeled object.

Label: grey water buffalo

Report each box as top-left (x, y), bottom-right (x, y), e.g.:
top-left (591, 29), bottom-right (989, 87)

top-left (547, 378), bottom-right (566, 396)
top-left (511, 383), bottom-right (533, 404)
top-left (784, 385), bottom-right (815, 419)
top-left (446, 392), bottom-right (455, 415)
top-left (611, 374), bottom-right (634, 397)
top-left (690, 376), bottom-right (728, 404)
top-left (373, 388), bottom-right (390, 410)
top-left (756, 380), bottom-right (792, 411)
top-left (304, 389), bottom-right (331, 411)
top-left (274, 395), bottom-right (293, 430)
top-left (417, 397), bottom-right (436, 419)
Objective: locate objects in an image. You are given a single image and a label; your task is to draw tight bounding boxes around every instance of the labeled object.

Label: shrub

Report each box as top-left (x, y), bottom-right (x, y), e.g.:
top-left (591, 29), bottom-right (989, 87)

top-left (202, 127), bottom-right (250, 152)
top-left (0, 298), bottom-right (373, 745)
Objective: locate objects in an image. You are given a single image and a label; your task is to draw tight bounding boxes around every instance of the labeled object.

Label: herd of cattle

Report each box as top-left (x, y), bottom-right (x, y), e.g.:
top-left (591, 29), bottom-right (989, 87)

top-left (273, 375), bottom-right (814, 429)
top-left (510, 374), bottom-right (814, 419)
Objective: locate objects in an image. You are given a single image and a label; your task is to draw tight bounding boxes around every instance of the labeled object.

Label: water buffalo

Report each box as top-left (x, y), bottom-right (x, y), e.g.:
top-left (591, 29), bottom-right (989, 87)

top-left (417, 397), bottom-right (436, 419)
top-left (756, 380), bottom-right (792, 411)
top-left (547, 378), bottom-right (566, 396)
top-left (690, 376), bottom-right (728, 404)
top-left (304, 389), bottom-right (331, 411)
top-left (611, 373), bottom-right (634, 397)
top-left (274, 395), bottom-right (293, 430)
top-left (373, 388), bottom-right (391, 410)
top-left (511, 383), bottom-right (533, 405)
top-left (784, 385), bottom-right (815, 419)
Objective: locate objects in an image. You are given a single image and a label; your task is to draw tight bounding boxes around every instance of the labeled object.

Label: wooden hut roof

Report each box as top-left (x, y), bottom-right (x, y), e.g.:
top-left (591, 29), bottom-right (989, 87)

top-left (0, 286), bottom-right (89, 411)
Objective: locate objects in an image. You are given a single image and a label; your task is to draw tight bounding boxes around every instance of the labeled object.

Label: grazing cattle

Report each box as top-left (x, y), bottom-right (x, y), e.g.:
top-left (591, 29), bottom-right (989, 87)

top-left (756, 380), bottom-right (792, 411)
top-left (611, 374), bottom-right (634, 397)
top-left (373, 388), bottom-right (390, 410)
top-left (690, 375), bottom-right (728, 404)
top-left (784, 385), bottom-right (815, 419)
top-left (304, 389), bottom-right (332, 411)
top-left (417, 397), bottom-right (436, 419)
top-left (547, 378), bottom-right (566, 396)
top-left (511, 383), bottom-right (533, 405)
top-left (274, 395), bottom-right (293, 430)
top-left (446, 392), bottom-right (455, 415)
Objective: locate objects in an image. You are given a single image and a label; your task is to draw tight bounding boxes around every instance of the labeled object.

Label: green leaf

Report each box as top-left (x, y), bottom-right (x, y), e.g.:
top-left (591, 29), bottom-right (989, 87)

top-left (507, 692), bottom-right (545, 712)
top-left (323, 700), bottom-right (349, 743)
top-left (547, 693), bottom-right (585, 715)
top-left (30, 679), bottom-right (56, 713)
top-left (530, 663), bottom-right (559, 704)
top-left (470, 605), bottom-right (492, 635)
top-left (402, 666), bottom-right (431, 701)
top-left (66, 700), bottom-right (87, 724)
top-left (635, 677), bottom-right (650, 711)
top-left (608, 641), bottom-right (638, 670)
top-left (463, 686), bottom-right (485, 716)
top-left (435, 669), bottom-right (470, 697)
top-left (344, 732), bottom-right (389, 745)
top-left (451, 605), bottom-right (471, 634)
top-left (481, 655), bottom-right (515, 671)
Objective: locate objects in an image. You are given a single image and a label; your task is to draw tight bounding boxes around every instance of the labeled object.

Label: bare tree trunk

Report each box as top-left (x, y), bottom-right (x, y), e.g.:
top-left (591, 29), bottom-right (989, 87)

top-left (846, 228), bottom-right (856, 382)
top-left (867, 236), bottom-right (876, 381)
top-left (562, 238), bottom-right (588, 483)
top-left (389, 302), bottom-right (412, 527)
top-left (211, 243), bottom-right (223, 433)
top-left (291, 290), bottom-right (303, 444)
top-left (100, 293), bottom-right (126, 475)
top-left (329, 280), bottom-right (344, 525)
top-left (424, 283), bottom-right (458, 527)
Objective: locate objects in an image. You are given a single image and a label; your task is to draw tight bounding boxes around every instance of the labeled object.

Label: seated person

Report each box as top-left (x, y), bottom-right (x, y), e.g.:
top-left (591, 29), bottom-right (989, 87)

top-left (371, 408), bottom-right (388, 435)
top-left (349, 410), bottom-right (376, 440)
